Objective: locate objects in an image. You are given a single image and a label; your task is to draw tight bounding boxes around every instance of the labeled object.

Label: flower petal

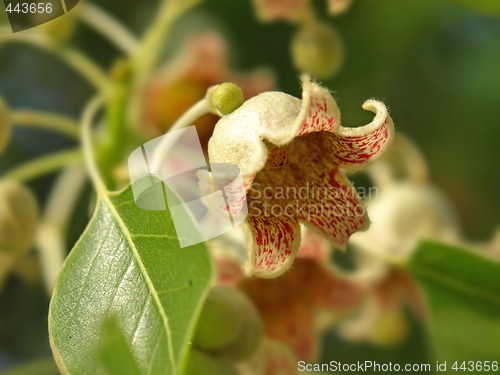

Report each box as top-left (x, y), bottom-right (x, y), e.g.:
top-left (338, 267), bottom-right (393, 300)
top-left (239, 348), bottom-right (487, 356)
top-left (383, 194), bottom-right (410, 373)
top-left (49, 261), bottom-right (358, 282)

top-left (242, 215), bottom-right (301, 278)
top-left (208, 76), bottom-right (340, 179)
top-left (290, 132), bottom-right (369, 248)
top-left (332, 100), bottom-right (395, 171)
top-left (208, 91), bottom-right (301, 178)
top-left (248, 131), bottom-right (369, 248)
top-left (294, 75), bottom-right (340, 136)
top-left (240, 259), bottom-right (362, 360)
top-left (299, 168), bottom-right (369, 248)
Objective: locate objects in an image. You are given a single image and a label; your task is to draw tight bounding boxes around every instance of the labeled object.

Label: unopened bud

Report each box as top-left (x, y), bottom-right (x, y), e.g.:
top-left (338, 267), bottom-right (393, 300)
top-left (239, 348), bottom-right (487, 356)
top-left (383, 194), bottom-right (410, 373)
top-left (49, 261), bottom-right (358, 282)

top-left (211, 83), bottom-right (244, 116)
top-left (0, 99), bottom-right (11, 154)
top-left (291, 23), bottom-right (343, 79)
top-left (193, 286), bottom-right (244, 351)
top-left (186, 349), bottom-right (238, 375)
top-left (0, 181), bottom-right (39, 255)
top-left (218, 289), bottom-right (263, 361)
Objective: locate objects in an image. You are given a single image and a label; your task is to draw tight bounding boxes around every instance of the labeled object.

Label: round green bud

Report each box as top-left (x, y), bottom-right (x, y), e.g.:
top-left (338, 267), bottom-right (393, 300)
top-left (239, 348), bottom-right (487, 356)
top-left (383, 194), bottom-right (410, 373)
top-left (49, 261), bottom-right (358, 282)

top-left (0, 181), bottom-right (39, 255)
top-left (186, 349), bottom-right (238, 375)
top-left (0, 99), bottom-right (12, 154)
top-left (291, 23), bottom-right (344, 79)
top-left (193, 286), bottom-right (244, 351)
top-left (217, 289), bottom-right (263, 361)
top-left (211, 83), bottom-right (244, 116)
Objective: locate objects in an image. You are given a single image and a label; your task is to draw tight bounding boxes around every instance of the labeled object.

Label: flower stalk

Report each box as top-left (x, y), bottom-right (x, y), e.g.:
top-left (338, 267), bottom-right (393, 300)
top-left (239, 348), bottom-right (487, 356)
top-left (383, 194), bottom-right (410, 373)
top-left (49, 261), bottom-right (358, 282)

top-left (11, 110), bottom-right (80, 140)
top-left (2, 149), bottom-right (83, 182)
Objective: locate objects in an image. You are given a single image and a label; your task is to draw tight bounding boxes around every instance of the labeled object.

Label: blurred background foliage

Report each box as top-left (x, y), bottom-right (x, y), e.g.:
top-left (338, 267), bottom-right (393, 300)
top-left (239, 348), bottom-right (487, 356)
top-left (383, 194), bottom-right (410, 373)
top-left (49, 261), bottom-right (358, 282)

top-left (1, 0), bottom-right (500, 372)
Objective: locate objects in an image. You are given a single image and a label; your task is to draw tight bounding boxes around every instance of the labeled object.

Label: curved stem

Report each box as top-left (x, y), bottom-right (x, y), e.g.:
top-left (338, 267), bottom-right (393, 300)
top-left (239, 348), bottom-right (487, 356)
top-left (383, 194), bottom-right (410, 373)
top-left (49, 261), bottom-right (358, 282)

top-left (77, 2), bottom-right (139, 56)
top-left (11, 110), bottom-right (80, 140)
top-left (0, 33), bottom-right (112, 91)
top-left (37, 166), bottom-right (87, 295)
top-left (128, 0), bottom-right (202, 127)
top-left (150, 98), bottom-right (210, 174)
top-left (394, 133), bottom-right (429, 185)
top-left (81, 95), bottom-right (109, 196)
top-left (3, 148), bottom-right (83, 182)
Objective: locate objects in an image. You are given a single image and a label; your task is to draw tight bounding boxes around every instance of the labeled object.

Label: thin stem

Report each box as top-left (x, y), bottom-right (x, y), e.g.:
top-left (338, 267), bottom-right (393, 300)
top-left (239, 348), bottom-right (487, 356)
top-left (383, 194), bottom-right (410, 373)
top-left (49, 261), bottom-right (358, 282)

top-left (3, 149), bottom-right (83, 182)
top-left (37, 166), bottom-right (87, 295)
top-left (150, 99), bottom-right (210, 174)
top-left (11, 110), bottom-right (80, 140)
top-left (77, 2), bottom-right (139, 56)
top-left (128, 0), bottom-right (202, 127)
top-left (133, 0), bottom-right (201, 70)
top-left (81, 95), bottom-right (109, 196)
top-left (0, 33), bottom-right (112, 91)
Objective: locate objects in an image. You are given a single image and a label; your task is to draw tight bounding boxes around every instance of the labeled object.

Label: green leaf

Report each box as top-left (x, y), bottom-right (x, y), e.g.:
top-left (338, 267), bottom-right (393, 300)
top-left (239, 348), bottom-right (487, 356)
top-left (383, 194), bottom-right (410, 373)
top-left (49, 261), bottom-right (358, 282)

top-left (48, 182), bottom-right (213, 375)
top-left (408, 241), bottom-right (500, 366)
top-left (98, 316), bottom-right (141, 375)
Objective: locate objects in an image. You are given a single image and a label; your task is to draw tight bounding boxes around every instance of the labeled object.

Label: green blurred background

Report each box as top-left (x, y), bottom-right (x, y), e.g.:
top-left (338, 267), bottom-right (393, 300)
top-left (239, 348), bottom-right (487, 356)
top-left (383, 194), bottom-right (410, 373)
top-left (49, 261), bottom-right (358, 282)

top-left (1, 0), bottom-right (499, 371)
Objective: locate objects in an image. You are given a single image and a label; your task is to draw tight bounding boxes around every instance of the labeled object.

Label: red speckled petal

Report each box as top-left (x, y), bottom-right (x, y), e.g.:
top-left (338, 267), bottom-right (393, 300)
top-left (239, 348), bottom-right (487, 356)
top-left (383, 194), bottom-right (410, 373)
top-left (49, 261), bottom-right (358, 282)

top-left (247, 131), bottom-right (369, 253)
top-left (332, 100), bottom-right (395, 171)
top-left (243, 215), bottom-right (301, 278)
top-left (300, 169), bottom-right (369, 248)
top-left (295, 77), bottom-right (340, 136)
top-left (289, 132), bottom-right (370, 247)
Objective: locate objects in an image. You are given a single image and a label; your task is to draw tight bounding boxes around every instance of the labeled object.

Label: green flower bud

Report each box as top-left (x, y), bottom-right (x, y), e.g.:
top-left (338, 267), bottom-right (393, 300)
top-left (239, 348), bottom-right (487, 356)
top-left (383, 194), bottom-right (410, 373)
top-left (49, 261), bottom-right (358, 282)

top-left (193, 286), bottom-right (244, 351)
top-left (218, 289), bottom-right (263, 361)
top-left (186, 349), bottom-right (238, 375)
top-left (0, 181), bottom-right (39, 255)
top-left (0, 99), bottom-right (12, 154)
top-left (291, 23), bottom-right (344, 79)
top-left (211, 83), bottom-right (244, 116)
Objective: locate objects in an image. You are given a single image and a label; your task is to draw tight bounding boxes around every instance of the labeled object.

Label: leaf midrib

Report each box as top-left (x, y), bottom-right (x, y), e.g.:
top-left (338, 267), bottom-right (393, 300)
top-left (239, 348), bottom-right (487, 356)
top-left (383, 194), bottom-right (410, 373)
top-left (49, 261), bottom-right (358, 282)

top-left (103, 193), bottom-right (178, 372)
